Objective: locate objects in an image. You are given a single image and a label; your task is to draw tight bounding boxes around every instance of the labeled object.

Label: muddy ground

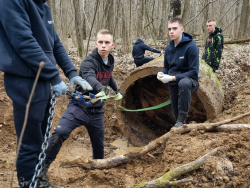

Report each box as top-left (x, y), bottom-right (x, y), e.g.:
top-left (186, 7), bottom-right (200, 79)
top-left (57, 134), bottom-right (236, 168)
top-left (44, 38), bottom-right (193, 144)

top-left (0, 43), bottom-right (249, 188)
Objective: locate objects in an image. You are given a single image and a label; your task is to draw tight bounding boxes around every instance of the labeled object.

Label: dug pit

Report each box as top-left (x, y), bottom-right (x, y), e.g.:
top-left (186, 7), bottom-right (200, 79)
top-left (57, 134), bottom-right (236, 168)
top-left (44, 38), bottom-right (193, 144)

top-left (116, 58), bottom-right (224, 146)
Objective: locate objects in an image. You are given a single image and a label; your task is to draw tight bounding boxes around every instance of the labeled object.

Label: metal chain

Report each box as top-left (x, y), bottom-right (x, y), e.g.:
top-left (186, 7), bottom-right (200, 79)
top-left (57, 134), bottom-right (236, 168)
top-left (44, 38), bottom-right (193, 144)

top-left (29, 92), bottom-right (57, 188)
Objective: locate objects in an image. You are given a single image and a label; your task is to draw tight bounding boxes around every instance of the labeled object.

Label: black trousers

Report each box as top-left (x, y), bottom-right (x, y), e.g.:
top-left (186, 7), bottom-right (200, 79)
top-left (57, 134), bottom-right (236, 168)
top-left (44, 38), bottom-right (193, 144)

top-left (45, 102), bottom-right (105, 163)
top-left (168, 77), bottom-right (199, 120)
top-left (134, 57), bottom-right (154, 67)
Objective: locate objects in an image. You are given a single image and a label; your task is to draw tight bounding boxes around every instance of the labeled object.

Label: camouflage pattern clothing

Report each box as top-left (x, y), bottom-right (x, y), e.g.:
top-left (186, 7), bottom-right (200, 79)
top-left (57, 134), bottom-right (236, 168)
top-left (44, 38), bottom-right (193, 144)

top-left (202, 27), bottom-right (224, 72)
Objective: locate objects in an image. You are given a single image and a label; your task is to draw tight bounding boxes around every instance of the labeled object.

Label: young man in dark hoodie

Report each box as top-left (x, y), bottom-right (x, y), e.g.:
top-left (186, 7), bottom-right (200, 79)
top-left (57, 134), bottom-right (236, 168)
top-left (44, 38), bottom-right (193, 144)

top-left (132, 35), bottom-right (164, 67)
top-left (157, 18), bottom-right (199, 129)
top-left (202, 19), bottom-right (224, 72)
top-left (43, 29), bottom-right (123, 186)
top-left (0, 0), bottom-right (92, 187)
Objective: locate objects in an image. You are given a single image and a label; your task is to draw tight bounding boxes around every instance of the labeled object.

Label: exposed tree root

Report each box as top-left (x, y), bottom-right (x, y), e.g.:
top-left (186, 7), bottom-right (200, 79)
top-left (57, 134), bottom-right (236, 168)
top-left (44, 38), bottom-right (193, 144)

top-left (214, 124), bottom-right (250, 132)
top-left (132, 148), bottom-right (220, 188)
top-left (60, 112), bottom-right (250, 170)
top-left (167, 177), bottom-right (193, 186)
top-left (172, 111), bottom-right (250, 134)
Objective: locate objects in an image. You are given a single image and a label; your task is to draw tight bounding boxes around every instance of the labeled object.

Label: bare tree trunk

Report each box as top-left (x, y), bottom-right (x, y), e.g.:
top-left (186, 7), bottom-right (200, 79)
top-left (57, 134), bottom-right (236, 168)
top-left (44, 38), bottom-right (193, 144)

top-left (202, 0), bottom-right (209, 41)
top-left (136, 0), bottom-right (144, 36)
top-left (113, 0), bottom-right (121, 41)
top-left (238, 0), bottom-right (250, 38)
top-left (145, 8), bottom-right (158, 49)
top-left (82, 1), bottom-right (87, 40)
top-left (103, 0), bottom-right (114, 32)
top-left (85, 0), bottom-right (100, 58)
top-left (121, 4), bottom-right (130, 54)
top-left (158, 0), bottom-right (168, 40)
top-left (73, 0), bottom-right (84, 58)
top-left (181, 0), bottom-right (191, 27)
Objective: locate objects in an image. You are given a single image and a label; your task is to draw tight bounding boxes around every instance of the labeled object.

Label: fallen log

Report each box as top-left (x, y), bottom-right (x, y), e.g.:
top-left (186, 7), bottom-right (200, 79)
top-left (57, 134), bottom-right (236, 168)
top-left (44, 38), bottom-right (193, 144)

top-left (132, 148), bottom-right (220, 188)
top-left (224, 38), bottom-right (250, 44)
top-left (60, 112), bottom-right (250, 170)
top-left (197, 38), bottom-right (250, 47)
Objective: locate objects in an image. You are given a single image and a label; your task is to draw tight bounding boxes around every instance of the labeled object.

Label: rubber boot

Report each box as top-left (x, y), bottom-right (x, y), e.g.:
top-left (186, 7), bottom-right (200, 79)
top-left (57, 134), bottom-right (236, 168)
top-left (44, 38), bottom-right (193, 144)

top-left (172, 111), bottom-right (187, 128)
top-left (38, 161), bottom-right (61, 188)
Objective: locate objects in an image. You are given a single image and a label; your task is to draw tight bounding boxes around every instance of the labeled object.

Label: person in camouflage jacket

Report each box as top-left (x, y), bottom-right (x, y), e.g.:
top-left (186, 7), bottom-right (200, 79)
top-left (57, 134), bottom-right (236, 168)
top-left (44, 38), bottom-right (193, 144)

top-left (202, 19), bottom-right (224, 72)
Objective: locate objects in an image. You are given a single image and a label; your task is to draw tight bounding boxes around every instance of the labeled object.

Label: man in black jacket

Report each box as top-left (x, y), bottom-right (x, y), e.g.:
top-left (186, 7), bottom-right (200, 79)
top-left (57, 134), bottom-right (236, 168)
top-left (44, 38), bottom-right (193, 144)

top-left (202, 19), bottom-right (224, 72)
top-left (157, 18), bottom-right (199, 129)
top-left (0, 0), bottom-right (92, 187)
top-left (43, 29), bottom-right (123, 187)
top-left (132, 35), bottom-right (163, 67)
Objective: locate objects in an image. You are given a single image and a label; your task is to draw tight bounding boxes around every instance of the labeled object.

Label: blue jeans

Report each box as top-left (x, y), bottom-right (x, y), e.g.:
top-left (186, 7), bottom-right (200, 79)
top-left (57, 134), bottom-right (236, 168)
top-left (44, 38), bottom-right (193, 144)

top-left (45, 102), bottom-right (105, 162)
top-left (168, 77), bottom-right (199, 120)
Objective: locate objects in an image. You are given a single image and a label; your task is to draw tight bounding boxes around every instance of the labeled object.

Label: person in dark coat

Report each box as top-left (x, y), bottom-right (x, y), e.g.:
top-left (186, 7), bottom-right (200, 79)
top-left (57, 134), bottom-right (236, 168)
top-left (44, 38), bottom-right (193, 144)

top-left (43, 29), bottom-right (123, 187)
top-left (132, 35), bottom-right (164, 67)
top-left (157, 18), bottom-right (199, 129)
top-left (0, 0), bottom-right (92, 187)
top-left (202, 19), bottom-right (224, 72)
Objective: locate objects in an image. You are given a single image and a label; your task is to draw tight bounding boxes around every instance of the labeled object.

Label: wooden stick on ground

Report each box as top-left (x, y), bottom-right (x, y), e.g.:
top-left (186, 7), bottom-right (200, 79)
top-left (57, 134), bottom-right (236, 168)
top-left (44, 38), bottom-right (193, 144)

top-left (132, 148), bottom-right (220, 188)
top-left (60, 112), bottom-right (250, 170)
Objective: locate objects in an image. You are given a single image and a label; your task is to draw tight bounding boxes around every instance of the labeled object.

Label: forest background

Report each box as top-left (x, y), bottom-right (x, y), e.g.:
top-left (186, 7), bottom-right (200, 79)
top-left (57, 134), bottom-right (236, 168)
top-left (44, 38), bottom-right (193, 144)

top-left (46, 0), bottom-right (250, 57)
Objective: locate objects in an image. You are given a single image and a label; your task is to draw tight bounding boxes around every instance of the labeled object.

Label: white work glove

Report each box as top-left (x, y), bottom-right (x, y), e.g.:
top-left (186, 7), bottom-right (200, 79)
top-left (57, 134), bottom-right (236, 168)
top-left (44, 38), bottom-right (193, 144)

top-left (157, 72), bottom-right (173, 83)
top-left (157, 72), bottom-right (164, 80)
top-left (52, 81), bottom-right (67, 96)
top-left (69, 76), bottom-right (93, 91)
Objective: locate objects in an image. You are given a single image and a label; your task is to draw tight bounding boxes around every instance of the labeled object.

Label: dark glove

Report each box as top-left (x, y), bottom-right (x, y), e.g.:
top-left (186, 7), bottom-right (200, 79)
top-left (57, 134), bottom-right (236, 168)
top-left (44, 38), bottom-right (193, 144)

top-left (116, 89), bottom-right (125, 97)
top-left (98, 86), bottom-right (109, 95)
top-left (52, 81), bottom-right (67, 96)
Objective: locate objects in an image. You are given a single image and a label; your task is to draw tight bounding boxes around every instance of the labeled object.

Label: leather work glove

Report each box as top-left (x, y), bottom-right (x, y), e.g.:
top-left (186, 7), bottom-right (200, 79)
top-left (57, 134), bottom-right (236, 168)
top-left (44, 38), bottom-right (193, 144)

top-left (158, 74), bottom-right (174, 83)
top-left (52, 81), bottom-right (67, 96)
top-left (116, 89), bottom-right (125, 97)
top-left (69, 76), bottom-right (93, 91)
top-left (99, 86), bottom-right (109, 95)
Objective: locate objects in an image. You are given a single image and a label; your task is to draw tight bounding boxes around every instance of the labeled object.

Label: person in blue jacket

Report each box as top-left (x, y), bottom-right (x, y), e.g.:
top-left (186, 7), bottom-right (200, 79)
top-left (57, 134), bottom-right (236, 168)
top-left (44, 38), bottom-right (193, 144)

top-left (132, 35), bottom-right (164, 67)
top-left (42, 29), bottom-right (124, 186)
top-left (157, 18), bottom-right (199, 129)
top-left (0, 0), bottom-right (92, 187)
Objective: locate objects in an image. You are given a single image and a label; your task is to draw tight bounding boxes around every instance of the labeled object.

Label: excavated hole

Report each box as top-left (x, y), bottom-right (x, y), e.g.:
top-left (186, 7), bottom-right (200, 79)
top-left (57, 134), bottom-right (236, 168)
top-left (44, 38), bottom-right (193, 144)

top-left (120, 75), bottom-right (207, 146)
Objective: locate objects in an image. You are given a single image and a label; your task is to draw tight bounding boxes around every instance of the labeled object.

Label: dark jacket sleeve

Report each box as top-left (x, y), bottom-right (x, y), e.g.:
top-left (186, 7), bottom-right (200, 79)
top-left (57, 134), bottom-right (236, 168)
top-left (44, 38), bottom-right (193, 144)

top-left (142, 43), bottom-right (161, 53)
top-left (79, 60), bottom-right (102, 93)
top-left (0, 0), bottom-right (65, 85)
top-left (212, 33), bottom-right (224, 69)
top-left (202, 38), bottom-right (208, 60)
top-left (162, 49), bottom-right (169, 73)
top-left (109, 76), bottom-right (118, 92)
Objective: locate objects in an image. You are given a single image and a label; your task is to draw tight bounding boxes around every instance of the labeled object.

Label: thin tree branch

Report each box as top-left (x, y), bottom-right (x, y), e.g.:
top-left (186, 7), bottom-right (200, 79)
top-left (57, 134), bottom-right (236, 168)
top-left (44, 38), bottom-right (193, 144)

top-left (218, 0), bottom-right (240, 24)
top-left (184, 0), bottom-right (219, 27)
top-left (223, 13), bottom-right (242, 32)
